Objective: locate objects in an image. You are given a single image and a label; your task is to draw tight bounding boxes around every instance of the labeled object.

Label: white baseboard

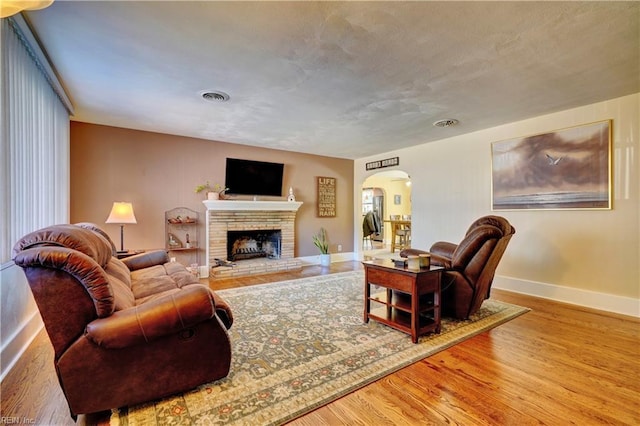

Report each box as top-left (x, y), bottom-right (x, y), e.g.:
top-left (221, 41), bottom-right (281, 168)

top-left (298, 252), bottom-right (356, 265)
top-left (189, 254), bottom-right (640, 317)
top-left (493, 275), bottom-right (640, 318)
top-left (199, 265), bottom-right (209, 279)
top-left (0, 311), bottom-right (43, 382)
top-left (201, 253), bottom-right (637, 317)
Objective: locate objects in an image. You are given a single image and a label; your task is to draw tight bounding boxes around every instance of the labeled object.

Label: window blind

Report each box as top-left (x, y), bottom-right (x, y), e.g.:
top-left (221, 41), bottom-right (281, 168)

top-left (1, 15), bottom-right (72, 263)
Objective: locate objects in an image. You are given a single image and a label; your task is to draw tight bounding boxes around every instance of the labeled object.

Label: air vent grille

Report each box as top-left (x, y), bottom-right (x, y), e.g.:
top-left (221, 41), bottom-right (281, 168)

top-left (433, 118), bottom-right (459, 127)
top-left (201, 91), bottom-right (230, 102)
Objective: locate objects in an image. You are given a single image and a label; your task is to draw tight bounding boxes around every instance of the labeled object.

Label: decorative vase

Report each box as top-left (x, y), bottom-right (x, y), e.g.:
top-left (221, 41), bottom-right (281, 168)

top-left (207, 191), bottom-right (219, 200)
top-left (320, 253), bottom-right (331, 267)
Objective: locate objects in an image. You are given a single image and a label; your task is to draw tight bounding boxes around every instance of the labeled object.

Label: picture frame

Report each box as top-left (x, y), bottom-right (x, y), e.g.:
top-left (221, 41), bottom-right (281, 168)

top-left (491, 120), bottom-right (611, 210)
top-left (362, 188), bottom-right (373, 215)
top-left (394, 194), bottom-right (401, 205)
top-left (317, 176), bottom-right (336, 217)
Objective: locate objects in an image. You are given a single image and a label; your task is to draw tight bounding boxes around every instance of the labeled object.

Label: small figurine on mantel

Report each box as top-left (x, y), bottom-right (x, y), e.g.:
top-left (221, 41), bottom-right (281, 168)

top-left (287, 186), bottom-right (296, 202)
top-left (185, 233), bottom-right (191, 249)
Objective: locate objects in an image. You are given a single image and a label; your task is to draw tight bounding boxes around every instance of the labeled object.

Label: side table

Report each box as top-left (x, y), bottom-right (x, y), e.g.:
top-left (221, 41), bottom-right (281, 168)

top-left (363, 259), bottom-right (443, 343)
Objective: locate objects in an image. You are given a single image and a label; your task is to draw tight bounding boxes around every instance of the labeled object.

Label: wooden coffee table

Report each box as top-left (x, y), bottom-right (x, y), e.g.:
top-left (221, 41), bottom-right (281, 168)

top-left (363, 259), bottom-right (443, 343)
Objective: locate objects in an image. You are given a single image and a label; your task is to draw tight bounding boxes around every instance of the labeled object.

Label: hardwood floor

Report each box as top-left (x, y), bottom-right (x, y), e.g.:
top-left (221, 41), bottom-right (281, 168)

top-left (2, 261), bottom-right (638, 425)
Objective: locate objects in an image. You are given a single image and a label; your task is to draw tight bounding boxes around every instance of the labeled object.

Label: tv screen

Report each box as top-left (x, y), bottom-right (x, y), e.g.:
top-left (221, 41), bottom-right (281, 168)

top-left (225, 158), bottom-right (284, 197)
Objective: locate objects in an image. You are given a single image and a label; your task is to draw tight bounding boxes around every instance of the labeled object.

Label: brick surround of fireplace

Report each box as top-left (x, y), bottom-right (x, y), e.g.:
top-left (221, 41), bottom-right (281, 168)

top-left (203, 200), bottom-right (303, 278)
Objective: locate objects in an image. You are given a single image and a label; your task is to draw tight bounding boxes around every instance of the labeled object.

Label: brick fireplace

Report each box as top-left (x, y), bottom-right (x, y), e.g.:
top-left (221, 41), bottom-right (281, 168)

top-left (203, 200), bottom-right (303, 278)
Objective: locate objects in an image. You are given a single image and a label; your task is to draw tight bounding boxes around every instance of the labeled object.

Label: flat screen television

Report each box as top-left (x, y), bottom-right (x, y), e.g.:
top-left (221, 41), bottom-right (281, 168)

top-left (224, 158), bottom-right (284, 197)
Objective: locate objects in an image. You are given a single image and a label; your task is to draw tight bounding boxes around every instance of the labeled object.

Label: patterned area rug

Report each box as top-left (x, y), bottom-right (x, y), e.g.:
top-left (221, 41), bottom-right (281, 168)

top-left (111, 271), bottom-right (528, 425)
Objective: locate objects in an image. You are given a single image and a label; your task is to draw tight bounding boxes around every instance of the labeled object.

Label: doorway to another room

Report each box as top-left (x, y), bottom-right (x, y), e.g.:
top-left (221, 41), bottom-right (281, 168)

top-left (361, 170), bottom-right (412, 260)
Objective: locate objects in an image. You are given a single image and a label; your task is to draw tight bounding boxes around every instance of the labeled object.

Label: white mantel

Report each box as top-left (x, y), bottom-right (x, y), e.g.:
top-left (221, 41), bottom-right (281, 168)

top-left (203, 200), bottom-right (303, 211)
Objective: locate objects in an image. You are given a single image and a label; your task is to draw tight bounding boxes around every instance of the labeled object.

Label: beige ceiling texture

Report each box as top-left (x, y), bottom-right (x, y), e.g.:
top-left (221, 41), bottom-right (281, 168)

top-left (24, 1), bottom-right (639, 159)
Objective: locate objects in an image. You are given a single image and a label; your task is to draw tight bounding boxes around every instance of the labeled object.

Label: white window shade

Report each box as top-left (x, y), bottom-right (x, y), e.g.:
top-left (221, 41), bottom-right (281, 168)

top-left (0, 16), bottom-right (72, 263)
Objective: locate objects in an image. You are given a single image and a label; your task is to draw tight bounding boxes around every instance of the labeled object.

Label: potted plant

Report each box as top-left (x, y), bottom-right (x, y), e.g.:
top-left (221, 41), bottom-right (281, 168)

top-left (312, 227), bottom-right (331, 266)
top-left (194, 181), bottom-right (227, 200)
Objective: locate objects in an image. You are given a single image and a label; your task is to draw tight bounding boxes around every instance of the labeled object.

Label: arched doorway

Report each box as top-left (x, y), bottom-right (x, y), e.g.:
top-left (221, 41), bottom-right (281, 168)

top-left (362, 170), bottom-right (411, 256)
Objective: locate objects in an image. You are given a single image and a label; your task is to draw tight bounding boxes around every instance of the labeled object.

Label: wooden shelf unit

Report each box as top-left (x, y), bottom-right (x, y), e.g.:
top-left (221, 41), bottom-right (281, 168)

top-left (165, 207), bottom-right (199, 266)
top-left (363, 259), bottom-right (442, 343)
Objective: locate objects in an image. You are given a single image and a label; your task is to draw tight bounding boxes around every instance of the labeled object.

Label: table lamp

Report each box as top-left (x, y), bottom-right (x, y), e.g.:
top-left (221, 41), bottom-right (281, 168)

top-left (0, 0), bottom-right (54, 18)
top-left (105, 202), bottom-right (137, 254)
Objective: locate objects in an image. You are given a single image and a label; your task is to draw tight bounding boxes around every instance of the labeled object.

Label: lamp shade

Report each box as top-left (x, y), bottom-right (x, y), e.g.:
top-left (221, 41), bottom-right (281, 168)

top-left (0, 0), bottom-right (54, 18)
top-left (105, 202), bottom-right (137, 224)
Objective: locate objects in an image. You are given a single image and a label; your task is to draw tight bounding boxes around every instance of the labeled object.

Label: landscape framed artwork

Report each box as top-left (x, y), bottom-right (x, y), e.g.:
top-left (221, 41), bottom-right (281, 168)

top-left (491, 120), bottom-right (612, 210)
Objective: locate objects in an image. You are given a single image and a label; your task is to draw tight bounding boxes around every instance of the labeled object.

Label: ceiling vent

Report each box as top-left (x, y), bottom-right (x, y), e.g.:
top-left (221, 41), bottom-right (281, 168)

top-left (433, 118), bottom-right (459, 127)
top-left (201, 91), bottom-right (230, 102)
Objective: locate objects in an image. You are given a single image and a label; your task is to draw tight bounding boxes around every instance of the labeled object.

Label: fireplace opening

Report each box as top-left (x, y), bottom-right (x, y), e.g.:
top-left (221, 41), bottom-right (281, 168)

top-left (227, 230), bottom-right (282, 261)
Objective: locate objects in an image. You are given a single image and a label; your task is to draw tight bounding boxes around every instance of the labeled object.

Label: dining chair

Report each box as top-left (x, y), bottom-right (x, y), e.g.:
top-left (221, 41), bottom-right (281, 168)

top-left (390, 215), bottom-right (411, 252)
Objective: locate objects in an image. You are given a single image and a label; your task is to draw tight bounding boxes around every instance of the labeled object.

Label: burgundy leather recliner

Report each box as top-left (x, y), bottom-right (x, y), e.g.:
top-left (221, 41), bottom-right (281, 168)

top-left (401, 215), bottom-right (515, 319)
top-left (12, 223), bottom-right (233, 418)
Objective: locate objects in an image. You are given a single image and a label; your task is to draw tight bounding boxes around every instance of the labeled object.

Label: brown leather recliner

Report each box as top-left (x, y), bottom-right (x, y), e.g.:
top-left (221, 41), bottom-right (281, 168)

top-left (12, 223), bottom-right (234, 418)
top-left (401, 215), bottom-right (515, 319)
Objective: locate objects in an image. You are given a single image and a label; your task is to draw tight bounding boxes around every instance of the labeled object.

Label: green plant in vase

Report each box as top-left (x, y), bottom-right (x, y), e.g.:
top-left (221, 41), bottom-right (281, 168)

top-left (313, 228), bottom-right (331, 266)
top-left (312, 228), bottom-right (329, 253)
top-left (194, 181), bottom-right (228, 199)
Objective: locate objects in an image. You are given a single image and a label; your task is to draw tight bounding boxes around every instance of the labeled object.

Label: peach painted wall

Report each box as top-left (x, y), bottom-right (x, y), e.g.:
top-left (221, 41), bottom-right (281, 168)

top-left (70, 122), bottom-right (354, 262)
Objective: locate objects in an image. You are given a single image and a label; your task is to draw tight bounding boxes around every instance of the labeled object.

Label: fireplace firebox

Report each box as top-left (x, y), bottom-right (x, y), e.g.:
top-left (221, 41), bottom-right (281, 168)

top-left (227, 230), bottom-right (282, 261)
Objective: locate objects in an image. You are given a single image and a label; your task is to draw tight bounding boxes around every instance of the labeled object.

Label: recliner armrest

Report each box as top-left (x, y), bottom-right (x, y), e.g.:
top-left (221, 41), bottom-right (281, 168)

top-left (429, 241), bottom-right (457, 258)
top-left (429, 241), bottom-right (457, 268)
top-left (121, 250), bottom-right (170, 271)
top-left (85, 285), bottom-right (217, 348)
top-left (400, 246), bottom-right (453, 269)
top-left (398, 248), bottom-right (429, 258)
top-left (14, 247), bottom-right (115, 317)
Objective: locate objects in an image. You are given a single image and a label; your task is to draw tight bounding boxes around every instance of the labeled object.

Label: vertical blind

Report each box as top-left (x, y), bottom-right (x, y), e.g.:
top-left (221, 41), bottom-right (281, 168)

top-left (1, 16), bottom-right (72, 263)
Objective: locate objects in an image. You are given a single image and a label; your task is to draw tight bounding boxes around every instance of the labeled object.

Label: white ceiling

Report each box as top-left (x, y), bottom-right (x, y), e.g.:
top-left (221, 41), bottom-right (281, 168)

top-left (24, 1), bottom-right (639, 159)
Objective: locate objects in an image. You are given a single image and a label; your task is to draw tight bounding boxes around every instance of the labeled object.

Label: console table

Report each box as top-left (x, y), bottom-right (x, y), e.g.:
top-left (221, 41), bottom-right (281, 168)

top-left (363, 259), bottom-right (443, 343)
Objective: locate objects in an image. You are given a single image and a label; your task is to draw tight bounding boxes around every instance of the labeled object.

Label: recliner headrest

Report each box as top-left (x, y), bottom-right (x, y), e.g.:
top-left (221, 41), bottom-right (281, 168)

top-left (75, 222), bottom-right (118, 255)
top-left (13, 224), bottom-right (113, 268)
top-left (466, 215), bottom-right (514, 237)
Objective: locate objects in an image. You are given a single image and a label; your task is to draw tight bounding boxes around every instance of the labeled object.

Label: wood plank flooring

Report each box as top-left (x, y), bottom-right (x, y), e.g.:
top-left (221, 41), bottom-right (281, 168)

top-left (2, 261), bottom-right (638, 425)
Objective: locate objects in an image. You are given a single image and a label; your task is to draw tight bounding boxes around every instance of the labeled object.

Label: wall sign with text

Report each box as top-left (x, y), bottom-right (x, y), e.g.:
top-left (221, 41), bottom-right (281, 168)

top-left (366, 156), bottom-right (399, 171)
top-left (317, 176), bottom-right (336, 217)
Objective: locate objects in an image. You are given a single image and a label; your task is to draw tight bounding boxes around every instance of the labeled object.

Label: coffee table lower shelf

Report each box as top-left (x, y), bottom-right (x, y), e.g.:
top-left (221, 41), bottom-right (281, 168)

top-left (368, 305), bottom-right (439, 336)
